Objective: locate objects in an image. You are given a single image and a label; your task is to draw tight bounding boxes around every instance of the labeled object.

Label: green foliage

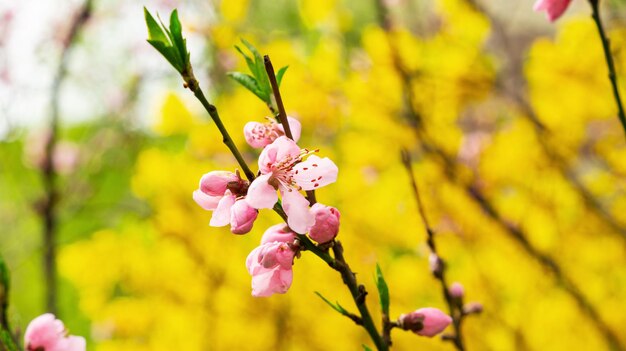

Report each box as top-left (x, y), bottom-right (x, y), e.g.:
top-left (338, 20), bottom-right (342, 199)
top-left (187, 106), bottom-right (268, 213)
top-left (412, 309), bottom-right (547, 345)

top-left (362, 344), bottom-right (374, 351)
top-left (375, 264), bottom-right (389, 316)
top-left (314, 291), bottom-right (351, 316)
top-left (144, 8), bottom-right (190, 74)
top-left (228, 39), bottom-right (289, 108)
top-left (0, 330), bottom-right (17, 351)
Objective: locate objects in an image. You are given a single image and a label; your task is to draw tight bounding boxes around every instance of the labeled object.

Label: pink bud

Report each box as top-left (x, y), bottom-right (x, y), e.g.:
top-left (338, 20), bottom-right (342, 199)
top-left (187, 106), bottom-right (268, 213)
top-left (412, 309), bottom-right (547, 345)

top-left (308, 203), bottom-right (340, 243)
top-left (399, 307), bottom-right (452, 337)
top-left (463, 302), bottom-right (483, 315)
top-left (230, 200), bottom-right (258, 234)
top-left (25, 313), bottom-right (86, 351)
top-left (261, 223), bottom-right (296, 244)
top-left (429, 253), bottom-right (443, 277)
top-left (199, 171), bottom-right (239, 196)
top-left (449, 282), bottom-right (464, 299)
top-left (533, 0), bottom-right (572, 22)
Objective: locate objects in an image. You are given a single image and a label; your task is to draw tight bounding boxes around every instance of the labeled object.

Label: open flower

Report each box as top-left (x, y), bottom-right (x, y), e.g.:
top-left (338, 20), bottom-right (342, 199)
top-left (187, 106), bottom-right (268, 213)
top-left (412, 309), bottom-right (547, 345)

top-left (25, 313), bottom-right (86, 351)
top-left (193, 170), bottom-right (258, 234)
top-left (244, 116), bottom-right (302, 148)
top-left (246, 136), bottom-right (338, 234)
top-left (246, 224), bottom-right (297, 297)
top-left (533, 0), bottom-right (572, 22)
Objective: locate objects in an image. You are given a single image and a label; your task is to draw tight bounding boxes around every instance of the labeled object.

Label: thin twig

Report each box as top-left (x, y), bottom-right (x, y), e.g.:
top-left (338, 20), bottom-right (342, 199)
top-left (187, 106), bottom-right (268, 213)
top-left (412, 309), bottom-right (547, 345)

top-left (263, 55), bottom-right (317, 205)
top-left (401, 150), bottom-right (466, 351)
top-left (375, 1), bottom-right (623, 350)
top-left (41, 0), bottom-right (93, 315)
top-left (590, 0), bottom-right (626, 140)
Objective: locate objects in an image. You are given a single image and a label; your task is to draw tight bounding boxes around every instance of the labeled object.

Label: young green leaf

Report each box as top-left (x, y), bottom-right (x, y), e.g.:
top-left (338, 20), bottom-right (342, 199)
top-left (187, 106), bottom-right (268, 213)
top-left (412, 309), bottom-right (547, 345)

top-left (144, 8), bottom-right (189, 74)
top-left (227, 72), bottom-right (268, 102)
top-left (362, 344), bottom-right (374, 351)
top-left (375, 263), bottom-right (390, 316)
top-left (168, 10), bottom-right (189, 67)
top-left (0, 329), bottom-right (17, 351)
top-left (276, 65), bottom-right (289, 87)
top-left (240, 39), bottom-right (271, 96)
top-left (144, 7), bottom-right (168, 44)
top-left (314, 291), bottom-right (349, 316)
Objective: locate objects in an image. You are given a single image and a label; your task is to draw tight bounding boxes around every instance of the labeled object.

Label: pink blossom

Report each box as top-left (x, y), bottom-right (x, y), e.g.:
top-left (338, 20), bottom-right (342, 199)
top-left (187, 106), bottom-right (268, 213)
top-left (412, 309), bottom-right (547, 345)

top-left (533, 0), bottom-right (572, 22)
top-left (24, 313), bottom-right (86, 351)
top-left (398, 307), bottom-right (452, 337)
top-left (246, 225), bottom-right (297, 297)
top-left (449, 282), bottom-right (464, 299)
top-left (308, 203), bottom-right (340, 243)
top-left (193, 171), bottom-right (258, 234)
top-left (246, 136), bottom-right (338, 234)
top-left (244, 116), bottom-right (302, 148)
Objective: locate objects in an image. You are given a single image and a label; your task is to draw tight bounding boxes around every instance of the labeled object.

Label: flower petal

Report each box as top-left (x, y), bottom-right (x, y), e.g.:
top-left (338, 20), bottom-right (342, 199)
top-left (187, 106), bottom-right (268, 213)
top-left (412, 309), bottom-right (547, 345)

top-left (246, 174), bottom-right (279, 209)
top-left (210, 191), bottom-right (236, 227)
top-left (277, 116), bottom-right (302, 142)
top-left (192, 190), bottom-right (221, 211)
top-left (292, 155), bottom-right (338, 191)
top-left (282, 189), bottom-right (314, 234)
top-left (199, 171), bottom-right (238, 196)
top-left (258, 136), bottom-right (301, 174)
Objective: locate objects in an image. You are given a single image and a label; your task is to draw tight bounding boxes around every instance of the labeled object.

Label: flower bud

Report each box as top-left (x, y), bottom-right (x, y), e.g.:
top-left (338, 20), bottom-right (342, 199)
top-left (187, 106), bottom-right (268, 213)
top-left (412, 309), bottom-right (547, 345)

top-left (449, 282), bottom-right (464, 299)
top-left (199, 171), bottom-right (239, 196)
top-left (398, 307), bottom-right (452, 337)
top-left (229, 199), bottom-right (258, 234)
top-left (308, 203), bottom-right (340, 243)
top-left (463, 302), bottom-right (483, 315)
top-left (429, 253), bottom-right (443, 277)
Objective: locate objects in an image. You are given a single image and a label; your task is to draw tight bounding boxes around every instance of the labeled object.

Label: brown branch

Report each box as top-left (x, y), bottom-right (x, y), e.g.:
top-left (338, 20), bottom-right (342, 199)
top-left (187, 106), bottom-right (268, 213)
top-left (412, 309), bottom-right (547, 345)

top-left (375, 1), bottom-right (624, 350)
top-left (401, 150), bottom-right (466, 351)
top-left (40, 0), bottom-right (93, 315)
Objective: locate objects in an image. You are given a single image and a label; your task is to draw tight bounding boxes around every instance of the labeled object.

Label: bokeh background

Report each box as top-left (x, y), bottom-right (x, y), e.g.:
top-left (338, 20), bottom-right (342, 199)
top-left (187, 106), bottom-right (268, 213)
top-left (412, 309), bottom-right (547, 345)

top-left (2, 0), bottom-right (626, 349)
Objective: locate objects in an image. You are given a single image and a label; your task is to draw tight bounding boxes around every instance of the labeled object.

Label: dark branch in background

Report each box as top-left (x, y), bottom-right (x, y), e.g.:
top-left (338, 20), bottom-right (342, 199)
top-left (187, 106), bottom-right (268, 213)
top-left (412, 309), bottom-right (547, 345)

top-left (463, 0), bottom-right (626, 244)
top-left (589, 0), bottom-right (626, 139)
top-left (40, 0), bottom-right (93, 315)
top-left (374, 1), bottom-right (624, 350)
top-left (264, 55), bottom-right (317, 205)
top-left (401, 150), bottom-right (466, 351)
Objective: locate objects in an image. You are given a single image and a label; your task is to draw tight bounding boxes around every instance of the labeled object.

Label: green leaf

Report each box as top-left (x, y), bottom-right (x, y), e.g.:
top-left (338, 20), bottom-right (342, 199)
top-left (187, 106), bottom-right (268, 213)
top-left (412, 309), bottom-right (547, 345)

top-left (147, 40), bottom-right (183, 72)
top-left (227, 72), bottom-right (268, 102)
top-left (375, 263), bottom-right (390, 315)
top-left (276, 65), bottom-right (289, 87)
top-left (168, 10), bottom-right (189, 67)
top-left (144, 7), bottom-right (168, 43)
top-left (240, 39), bottom-right (271, 96)
top-left (314, 291), bottom-right (349, 316)
top-left (362, 345), bottom-right (374, 351)
top-left (0, 329), bottom-right (17, 351)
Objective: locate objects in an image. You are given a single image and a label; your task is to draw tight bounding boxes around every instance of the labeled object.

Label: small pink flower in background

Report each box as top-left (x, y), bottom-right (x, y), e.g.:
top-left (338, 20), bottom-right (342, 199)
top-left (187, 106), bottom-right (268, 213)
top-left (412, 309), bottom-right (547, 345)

top-left (398, 307), bottom-right (452, 337)
top-left (193, 171), bottom-right (258, 234)
top-left (246, 136), bottom-right (338, 234)
top-left (449, 282), bottom-right (464, 299)
top-left (308, 203), bottom-right (340, 243)
top-left (246, 225), bottom-right (297, 297)
top-left (25, 313), bottom-right (86, 351)
top-left (533, 0), bottom-right (573, 22)
top-left (244, 116), bottom-right (302, 148)
top-left (24, 131), bottom-right (80, 175)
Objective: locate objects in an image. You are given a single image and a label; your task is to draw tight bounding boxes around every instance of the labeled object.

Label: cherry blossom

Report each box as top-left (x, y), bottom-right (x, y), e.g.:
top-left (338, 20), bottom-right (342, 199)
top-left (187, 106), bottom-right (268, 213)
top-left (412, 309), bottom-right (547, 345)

top-left (244, 116), bottom-right (302, 148)
top-left (24, 313), bottom-right (85, 351)
top-left (533, 0), bottom-right (572, 22)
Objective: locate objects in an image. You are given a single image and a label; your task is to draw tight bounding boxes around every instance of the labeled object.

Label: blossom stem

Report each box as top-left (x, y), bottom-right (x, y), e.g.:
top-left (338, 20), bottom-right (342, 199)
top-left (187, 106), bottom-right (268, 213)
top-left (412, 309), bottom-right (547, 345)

top-left (190, 86), bottom-right (256, 182)
top-left (589, 0), bottom-right (626, 140)
top-left (264, 55), bottom-right (317, 205)
top-left (401, 150), bottom-right (465, 351)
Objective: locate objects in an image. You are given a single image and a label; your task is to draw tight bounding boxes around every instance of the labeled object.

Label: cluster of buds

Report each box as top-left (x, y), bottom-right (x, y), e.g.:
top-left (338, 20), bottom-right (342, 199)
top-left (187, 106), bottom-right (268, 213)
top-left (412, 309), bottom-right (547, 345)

top-left (193, 116), bottom-right (341, 296)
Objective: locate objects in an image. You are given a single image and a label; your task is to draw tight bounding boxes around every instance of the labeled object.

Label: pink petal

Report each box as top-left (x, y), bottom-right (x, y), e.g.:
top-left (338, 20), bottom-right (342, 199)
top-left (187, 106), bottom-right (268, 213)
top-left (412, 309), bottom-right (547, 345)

top-left (246, 174), bottom-right (279, 209)
top-left (251, 266), bottom-right (293, 297)
top-left (258, 136), bottom-right (301, 174)
top-left (533, 0), bottom-right (572, 22)
top-left (61, 336), bottom-right (87, 351)
top-left (244, 121), bottom-right (273, 148)
top-left (192, 189), bottom-right (221, 211)
top-left (292, 155), bottom-right (338, 191)
top-left (282, 189), bottom-right (315, 234)
top-left (261, 223), bottom-right (295, 244)
top-left (199, 171), bottom-right (238, 196)
top-left (230, 199), bottom-right (258, 234)
top-left (276, 116), bottom-right (302, 142)
top-left (210, 191), bottom-right (236, 227)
